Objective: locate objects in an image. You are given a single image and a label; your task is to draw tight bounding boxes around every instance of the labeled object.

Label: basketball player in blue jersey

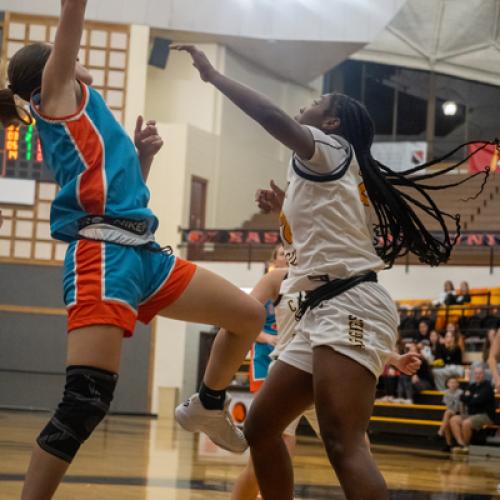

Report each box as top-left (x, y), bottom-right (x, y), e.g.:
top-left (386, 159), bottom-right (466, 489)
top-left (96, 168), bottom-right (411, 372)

top-left (0, 2), bottom-right (265, 498)
top-left (249, 300), bottom-right (278, 392)
top-left (249, 246), bottom-right (286, 393)
top-left (176, 44), bottom-right (495, 500)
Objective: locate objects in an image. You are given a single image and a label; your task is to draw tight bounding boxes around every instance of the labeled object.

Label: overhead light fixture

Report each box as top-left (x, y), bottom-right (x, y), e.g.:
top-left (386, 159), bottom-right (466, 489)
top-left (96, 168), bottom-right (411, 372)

top-left (442, 101), bottom-right (458, 116)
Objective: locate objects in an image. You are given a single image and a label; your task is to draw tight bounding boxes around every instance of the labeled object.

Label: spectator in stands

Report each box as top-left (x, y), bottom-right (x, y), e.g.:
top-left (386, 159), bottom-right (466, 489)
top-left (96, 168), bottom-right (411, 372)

top-left (488, 327), bottom-right (500, 392)
top-left (379, 366), bottom-right (399, 402)
top-left (449, 366), bottom-right (496, 454)
top-left (433, 280), bottom-right (456, 307)
top-left (438, 376), bottom-right (464, 451)
top-left (433, 330), bottom-right (464, 390)
top-left (445, 322), bottom-right (464, 352)
top-left (423, 330), bottom-right (441, 364)
top-left (481, 308), bottom-right (500, 331)
top-left (417, 320), bottom-right (431, 345)
top-left (455, 281), bottom-right (471, 305)
top-left (397, 342), bottom-right (434, 403)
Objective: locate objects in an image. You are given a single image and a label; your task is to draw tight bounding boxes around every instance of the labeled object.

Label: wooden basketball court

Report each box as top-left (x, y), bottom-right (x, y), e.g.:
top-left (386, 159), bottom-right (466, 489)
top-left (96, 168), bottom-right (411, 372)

top-left (1, 410), bottom-right (499, 499)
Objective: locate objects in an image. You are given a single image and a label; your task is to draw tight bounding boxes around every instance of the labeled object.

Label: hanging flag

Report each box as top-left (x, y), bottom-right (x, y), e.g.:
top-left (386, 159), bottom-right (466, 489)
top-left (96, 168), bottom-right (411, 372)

top-left (468, 143), bottom-right (499, 173)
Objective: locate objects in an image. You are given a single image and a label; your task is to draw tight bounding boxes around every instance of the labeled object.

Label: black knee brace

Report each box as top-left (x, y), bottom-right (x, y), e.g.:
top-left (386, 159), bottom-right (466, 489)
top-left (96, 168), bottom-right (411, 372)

top-left (37, 365), bottom-right (118, 463)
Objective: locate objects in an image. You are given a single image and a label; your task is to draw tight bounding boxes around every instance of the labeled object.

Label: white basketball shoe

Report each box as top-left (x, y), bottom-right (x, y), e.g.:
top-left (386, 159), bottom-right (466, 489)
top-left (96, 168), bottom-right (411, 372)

top-left (175, 393), bottom-right (248, 453)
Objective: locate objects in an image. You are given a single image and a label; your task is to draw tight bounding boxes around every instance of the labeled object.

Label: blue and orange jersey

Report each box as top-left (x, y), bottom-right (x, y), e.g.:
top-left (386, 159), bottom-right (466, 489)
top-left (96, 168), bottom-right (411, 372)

top-left (263, 299), bottom-right (278, 335)
top-left (30, 83), bottom-right (158, 242)
top-left (249, 299), bottom-right (278, 392)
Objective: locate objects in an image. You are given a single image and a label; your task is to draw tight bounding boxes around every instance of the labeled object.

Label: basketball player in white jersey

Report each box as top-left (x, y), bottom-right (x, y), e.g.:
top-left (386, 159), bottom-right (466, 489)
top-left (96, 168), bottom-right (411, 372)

top-left (175, 45), bottom-right (491, 500)
top-left (232, 270), bottom-right (420, 500)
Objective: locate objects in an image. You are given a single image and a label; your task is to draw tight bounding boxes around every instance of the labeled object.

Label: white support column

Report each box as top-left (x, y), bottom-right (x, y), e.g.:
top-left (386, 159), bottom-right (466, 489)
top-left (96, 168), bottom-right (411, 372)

top-left (124, 25), bottom-right (150, 136)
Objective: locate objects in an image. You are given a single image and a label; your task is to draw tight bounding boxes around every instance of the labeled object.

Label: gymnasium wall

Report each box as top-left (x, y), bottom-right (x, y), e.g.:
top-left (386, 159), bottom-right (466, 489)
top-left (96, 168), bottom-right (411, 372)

top-left (0, 263), bottom-right (152, 414)
top-left (215, 49), bottom-right (320, 227)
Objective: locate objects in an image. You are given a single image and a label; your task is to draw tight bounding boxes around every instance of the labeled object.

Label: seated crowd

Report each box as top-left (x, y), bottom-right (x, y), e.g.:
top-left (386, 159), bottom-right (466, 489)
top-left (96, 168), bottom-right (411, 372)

top-left (377, 280), bottom-right (500, 453)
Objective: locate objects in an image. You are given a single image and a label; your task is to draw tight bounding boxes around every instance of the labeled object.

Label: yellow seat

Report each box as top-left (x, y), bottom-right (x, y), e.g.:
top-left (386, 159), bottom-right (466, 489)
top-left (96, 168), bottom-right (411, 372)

top-left (470, 288), bottom-right (490, 306)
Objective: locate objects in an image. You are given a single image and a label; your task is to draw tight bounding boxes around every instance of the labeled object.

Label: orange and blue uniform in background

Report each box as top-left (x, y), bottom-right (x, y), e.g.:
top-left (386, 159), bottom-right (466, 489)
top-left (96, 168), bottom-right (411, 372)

top-left (30, 83), bottom-right (196, 336)
top-left (249, 300), bottom-right (278, 392)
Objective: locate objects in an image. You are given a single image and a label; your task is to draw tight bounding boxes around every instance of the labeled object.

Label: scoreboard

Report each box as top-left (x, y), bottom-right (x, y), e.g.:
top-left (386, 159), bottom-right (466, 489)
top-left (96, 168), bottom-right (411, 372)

top-left (0, 124), bottom-right (54, 182)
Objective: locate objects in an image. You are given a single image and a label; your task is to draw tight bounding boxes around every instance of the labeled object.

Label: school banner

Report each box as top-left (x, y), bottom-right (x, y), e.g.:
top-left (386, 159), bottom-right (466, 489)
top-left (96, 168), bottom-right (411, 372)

top-left (181, 229), bottom-right (500, 248)
top-left (371, 142), bottom-right (427, 172)
top-left (468, 143), bottom-right (500, 173)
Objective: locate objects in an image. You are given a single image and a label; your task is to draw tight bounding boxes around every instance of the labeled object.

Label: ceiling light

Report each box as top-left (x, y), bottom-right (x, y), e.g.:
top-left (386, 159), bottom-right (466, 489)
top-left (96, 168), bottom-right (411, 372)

top-left (442, 101), bottom-right (458, 116)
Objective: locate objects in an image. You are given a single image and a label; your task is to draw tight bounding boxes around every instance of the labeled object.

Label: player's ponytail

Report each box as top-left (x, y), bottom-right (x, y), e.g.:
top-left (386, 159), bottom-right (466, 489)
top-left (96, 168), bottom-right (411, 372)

top-left (0, 88), bottom-right (27, 126)
top-left (326, 93), bottom-right (498, 268)
top-left (0, 42), bottom-right (51, 126)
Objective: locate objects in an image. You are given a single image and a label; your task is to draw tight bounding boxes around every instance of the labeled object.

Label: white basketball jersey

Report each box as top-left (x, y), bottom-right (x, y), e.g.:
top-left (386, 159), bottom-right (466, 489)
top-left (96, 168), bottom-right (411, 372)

top-left (280, 126), bottom-right (385, 295)
top-left (271, 292), bottom-right (300, 359)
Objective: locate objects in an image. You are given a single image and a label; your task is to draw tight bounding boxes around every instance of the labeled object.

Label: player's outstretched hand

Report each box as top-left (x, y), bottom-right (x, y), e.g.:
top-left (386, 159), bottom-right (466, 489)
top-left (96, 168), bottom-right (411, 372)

top-left (135, 115), bottom-right (163, 159)
top-left (171, 44), bottom-right (217, 82)
top-left (255, 180), bottom-right (285, 214)
top-left (393, 353), bottom-right (422, 376)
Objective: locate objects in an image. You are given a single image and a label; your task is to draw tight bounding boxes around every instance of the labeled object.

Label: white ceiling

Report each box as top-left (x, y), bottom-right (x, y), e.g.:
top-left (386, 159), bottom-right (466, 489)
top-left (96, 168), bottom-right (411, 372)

top-left (3, 0), bottom-right (406, 84)
top-left (353, 0), bottom-right (500, 86)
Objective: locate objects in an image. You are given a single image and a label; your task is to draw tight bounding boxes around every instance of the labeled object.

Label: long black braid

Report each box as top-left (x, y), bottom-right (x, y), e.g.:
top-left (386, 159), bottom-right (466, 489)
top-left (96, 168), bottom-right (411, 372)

top-left (327, 93), bottom-right (499, 268)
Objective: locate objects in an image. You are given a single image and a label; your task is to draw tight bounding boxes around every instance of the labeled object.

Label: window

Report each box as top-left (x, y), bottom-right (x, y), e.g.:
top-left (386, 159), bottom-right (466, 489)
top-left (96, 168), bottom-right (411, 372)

top-left (324, 60), bottom-right (500, 161)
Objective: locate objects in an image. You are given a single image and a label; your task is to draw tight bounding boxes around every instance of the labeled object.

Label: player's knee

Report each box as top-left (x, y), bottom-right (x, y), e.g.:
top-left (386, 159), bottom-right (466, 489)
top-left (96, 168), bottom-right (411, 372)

top-left (37, 365), bottom-right (118, 463)
top-left (244, 417), bottom-right (264, 447)
top-left (321, 426), bottom-right (362, 463)
top-left (244, 412), bottom-right (278, 447)
top-left (240, 299), bottom-right (266, 336)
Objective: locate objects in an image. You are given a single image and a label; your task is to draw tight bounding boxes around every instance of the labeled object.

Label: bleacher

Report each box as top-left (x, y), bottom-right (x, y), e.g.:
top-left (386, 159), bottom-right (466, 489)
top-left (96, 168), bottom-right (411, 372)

top-left (399, 171), bottom-right (500, 230)
top-left (398, 287), bottom-right (500, 356)
top-left (369, 284), bottom-right (500, 452)
top-left (369, 388), bottom-right (500, 450)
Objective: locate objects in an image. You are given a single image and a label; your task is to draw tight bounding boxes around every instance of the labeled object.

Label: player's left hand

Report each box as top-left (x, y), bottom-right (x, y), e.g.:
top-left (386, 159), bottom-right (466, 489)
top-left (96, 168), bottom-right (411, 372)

top-left (256, 180), bottom-right (285, 213)
top-left (394, 353), bottom-right (421, 375)
top-left (171, 44), bottom-right (217, 82)
top-left (135, 116), bottom-right (163, 159)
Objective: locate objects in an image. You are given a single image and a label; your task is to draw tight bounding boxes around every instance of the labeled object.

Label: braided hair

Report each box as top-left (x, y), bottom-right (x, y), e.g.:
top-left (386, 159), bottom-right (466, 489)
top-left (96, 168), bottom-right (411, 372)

top-left (326, 93), bottom-right (497, 267)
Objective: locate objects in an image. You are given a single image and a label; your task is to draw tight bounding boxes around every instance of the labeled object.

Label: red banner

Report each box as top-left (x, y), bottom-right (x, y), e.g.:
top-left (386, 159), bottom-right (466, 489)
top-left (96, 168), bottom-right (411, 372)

top-left (468, 143), bottom-right (499, 173)
top-left (181, 229), bottom-right (500, 247)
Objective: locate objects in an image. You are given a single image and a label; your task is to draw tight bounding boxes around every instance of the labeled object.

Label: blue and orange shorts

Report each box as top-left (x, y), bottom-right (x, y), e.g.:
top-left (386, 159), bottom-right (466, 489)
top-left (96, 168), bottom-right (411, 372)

top-left (249, 341), bottom-right (275, 393)
top-left (63, 240), bottom-right (197, 336)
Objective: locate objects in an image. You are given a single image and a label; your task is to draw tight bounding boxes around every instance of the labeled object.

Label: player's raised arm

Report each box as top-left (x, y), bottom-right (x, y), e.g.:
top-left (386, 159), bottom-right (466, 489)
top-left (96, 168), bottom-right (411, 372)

top-left (173, 44), bottom-right (315, 160)
top-left (41, 0), bottom-right (88, 117)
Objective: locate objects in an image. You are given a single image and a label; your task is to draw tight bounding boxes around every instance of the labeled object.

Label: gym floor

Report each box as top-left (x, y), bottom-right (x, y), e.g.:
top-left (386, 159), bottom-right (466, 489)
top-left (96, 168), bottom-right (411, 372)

top-left (1, 411), bottom-right (499, 499)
